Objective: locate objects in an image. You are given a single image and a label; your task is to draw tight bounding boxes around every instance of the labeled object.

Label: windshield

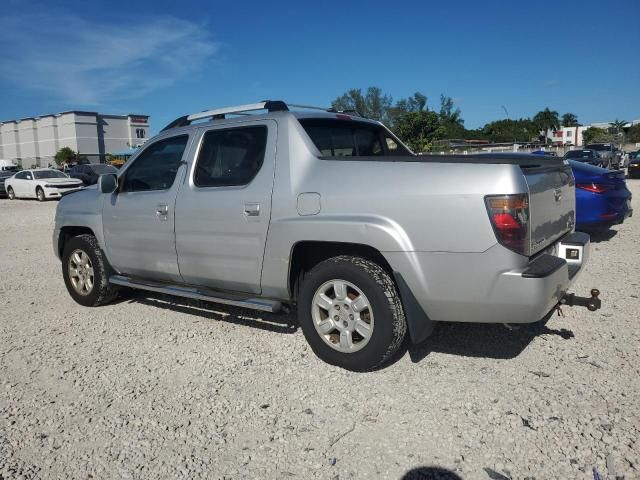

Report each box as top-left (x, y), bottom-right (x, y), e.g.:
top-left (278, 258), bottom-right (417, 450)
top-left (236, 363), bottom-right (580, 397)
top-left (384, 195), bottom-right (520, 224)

top-left (298, 118), bottom-right (412, 158)
top-left (586, 144), bottom-right (611, 151)
top-left (90, 164), bottom-right (118, 174)
top-left (565, 150), bottom-right (596, 159)
top-left (33, 170), bottom-right (68, 179)
top-left (1, 166), bottom-right (19, 172)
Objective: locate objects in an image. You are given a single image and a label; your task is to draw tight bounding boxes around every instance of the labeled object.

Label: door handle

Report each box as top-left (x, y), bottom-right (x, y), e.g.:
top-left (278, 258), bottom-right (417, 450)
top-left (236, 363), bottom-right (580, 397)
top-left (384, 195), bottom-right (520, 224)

top-left (156, 204), bottom-right (169, 220)
top-left (244, 203), bottom-right (260, 217)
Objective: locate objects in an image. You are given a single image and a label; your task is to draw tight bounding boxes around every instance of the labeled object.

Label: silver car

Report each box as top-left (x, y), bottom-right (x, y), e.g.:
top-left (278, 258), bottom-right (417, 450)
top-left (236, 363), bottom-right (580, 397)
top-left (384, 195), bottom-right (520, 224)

top-left (53, 101), bottom-right (597, 371)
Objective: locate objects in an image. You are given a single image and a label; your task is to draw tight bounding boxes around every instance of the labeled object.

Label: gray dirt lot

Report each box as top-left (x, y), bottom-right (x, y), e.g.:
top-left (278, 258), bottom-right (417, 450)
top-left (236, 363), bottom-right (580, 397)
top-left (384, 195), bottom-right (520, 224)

top-left (1, 181), bottom-right (639, 480)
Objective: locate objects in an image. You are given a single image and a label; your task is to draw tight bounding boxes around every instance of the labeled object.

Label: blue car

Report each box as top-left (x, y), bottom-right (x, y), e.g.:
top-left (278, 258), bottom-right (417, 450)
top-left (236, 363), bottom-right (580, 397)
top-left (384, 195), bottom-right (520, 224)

top-left (569, 160), bottom-right (633, 232)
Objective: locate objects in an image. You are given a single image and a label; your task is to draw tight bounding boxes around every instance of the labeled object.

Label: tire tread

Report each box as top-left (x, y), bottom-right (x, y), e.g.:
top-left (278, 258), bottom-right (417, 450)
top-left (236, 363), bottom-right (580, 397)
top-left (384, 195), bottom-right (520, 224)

top-left (299, 255), bottom-right (407, 371)
top-left (62, 234), bottom-right (119, 306)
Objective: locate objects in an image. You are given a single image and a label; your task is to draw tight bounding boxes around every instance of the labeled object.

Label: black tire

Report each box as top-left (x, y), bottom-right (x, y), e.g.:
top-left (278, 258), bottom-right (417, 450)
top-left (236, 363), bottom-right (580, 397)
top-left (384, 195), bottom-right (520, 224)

top-left (62, 234), bottom-right (120, 307)
top-left (36, 187), bottom-right (45, 202)
top-left (297, 255), bottom-right (407, 371)
top-left (7, 187), bottom-right (15, 200)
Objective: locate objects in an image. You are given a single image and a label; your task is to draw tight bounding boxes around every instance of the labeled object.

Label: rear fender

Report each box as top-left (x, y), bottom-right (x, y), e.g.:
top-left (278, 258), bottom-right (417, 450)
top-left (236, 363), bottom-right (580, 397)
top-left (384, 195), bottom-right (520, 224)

top-left (260, 214), bottom-right (413, 299)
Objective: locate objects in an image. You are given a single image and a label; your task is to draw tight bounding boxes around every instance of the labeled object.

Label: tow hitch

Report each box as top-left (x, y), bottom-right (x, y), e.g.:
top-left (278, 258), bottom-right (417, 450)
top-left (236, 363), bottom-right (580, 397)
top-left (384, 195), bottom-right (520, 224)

top-left (559, 288), bottom-right (601, 312)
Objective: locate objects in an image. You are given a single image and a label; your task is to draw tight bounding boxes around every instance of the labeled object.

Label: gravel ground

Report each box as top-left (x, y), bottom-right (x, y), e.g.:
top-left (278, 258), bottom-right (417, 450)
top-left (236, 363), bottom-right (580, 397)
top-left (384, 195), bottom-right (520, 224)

top-left (1, 181), bottom-right (639, 480)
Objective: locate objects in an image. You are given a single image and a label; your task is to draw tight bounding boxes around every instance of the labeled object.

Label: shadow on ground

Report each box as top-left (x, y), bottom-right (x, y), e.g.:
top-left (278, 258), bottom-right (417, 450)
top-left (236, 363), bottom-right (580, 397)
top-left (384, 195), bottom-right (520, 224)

top-left (406, 316), bottom-right (574, 364)
top-left (121, 292), bottom-right (574, 365)
top-left (128, 291), bottom-right (298, 335)
top-left (401, 466), bottom-right (463, 479)
top-left (577, 228), bottom-right (618, 243)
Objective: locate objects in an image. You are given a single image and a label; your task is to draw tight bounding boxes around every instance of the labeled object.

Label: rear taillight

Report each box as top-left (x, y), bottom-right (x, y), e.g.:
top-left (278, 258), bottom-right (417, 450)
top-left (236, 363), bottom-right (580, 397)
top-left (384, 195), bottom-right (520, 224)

top-left (576, 183), bottom-right (610, 193)
top-left (485, 194), bottom-right (530, 256)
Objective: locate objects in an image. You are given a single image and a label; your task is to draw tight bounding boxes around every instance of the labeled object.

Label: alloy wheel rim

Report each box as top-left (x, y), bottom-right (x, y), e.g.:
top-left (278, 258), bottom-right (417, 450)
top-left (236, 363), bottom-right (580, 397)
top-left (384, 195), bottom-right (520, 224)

top-left (68, 249), bottom-right (94, 296)
top-left (311, 279), bottom-right (374, 353)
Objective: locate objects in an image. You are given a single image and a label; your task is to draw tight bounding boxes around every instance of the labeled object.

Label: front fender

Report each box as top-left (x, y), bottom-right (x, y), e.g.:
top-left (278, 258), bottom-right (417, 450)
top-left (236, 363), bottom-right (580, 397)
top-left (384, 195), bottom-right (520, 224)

top-left (53, 188), bottom-right (105, 259)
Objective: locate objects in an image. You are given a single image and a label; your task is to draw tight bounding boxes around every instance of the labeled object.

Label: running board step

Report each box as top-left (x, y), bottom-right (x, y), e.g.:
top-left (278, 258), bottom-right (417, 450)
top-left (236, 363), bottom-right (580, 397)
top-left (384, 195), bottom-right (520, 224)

top-left (109, 275), bottom-right (281, 313)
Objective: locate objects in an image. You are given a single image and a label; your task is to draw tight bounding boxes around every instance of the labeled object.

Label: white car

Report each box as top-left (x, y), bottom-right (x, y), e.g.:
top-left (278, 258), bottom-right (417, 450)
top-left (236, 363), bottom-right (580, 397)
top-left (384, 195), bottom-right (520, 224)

top-left (5, 168), bottom-right (83, 201)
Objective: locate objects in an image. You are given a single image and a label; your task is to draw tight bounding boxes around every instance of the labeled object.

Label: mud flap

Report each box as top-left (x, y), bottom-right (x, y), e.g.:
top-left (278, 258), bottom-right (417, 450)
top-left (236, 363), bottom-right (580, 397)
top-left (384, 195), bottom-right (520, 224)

top-left (393, 272), bottom-right (436, 344)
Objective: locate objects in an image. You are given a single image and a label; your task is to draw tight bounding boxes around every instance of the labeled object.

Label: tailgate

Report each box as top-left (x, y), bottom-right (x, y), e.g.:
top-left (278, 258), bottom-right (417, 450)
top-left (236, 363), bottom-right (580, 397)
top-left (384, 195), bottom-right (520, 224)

top-left (524, 163), bottom-right (575, 255)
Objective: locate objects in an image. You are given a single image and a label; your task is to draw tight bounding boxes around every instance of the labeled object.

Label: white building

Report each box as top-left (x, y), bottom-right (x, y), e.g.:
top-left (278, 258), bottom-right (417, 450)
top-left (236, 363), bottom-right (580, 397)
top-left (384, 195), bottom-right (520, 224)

top-left (0, 111), bottom-right (149, 168)
top-left (550, 125), bottom-right (590, 146)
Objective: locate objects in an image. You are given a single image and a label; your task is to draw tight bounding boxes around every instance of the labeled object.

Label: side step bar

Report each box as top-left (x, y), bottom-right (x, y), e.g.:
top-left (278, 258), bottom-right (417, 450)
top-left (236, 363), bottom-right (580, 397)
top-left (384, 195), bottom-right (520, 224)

top-left (109, 275), bottom-right (281, 313)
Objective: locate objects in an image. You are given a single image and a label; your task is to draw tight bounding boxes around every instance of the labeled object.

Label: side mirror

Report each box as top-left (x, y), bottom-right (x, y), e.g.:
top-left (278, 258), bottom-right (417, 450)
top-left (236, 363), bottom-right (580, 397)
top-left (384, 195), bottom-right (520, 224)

top-left (98, 173), bottom-right (118, 194)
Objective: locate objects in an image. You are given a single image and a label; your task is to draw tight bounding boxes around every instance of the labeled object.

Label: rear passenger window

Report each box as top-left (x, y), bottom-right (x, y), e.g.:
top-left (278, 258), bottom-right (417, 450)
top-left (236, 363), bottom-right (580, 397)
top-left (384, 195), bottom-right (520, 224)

top-left (299, 118), bottom-right (411, 157)
top-left (121, 135), bottom-right (188, 192)
top-left (194, 126), bottom-right (267, 187)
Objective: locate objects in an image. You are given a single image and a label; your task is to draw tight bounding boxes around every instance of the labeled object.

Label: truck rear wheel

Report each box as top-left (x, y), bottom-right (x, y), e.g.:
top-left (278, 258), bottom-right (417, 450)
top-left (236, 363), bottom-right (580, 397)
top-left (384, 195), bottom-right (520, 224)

top-left (62, 234), bottom-right (120, 307)
top-left (297, 255), bottom-right (407, 371)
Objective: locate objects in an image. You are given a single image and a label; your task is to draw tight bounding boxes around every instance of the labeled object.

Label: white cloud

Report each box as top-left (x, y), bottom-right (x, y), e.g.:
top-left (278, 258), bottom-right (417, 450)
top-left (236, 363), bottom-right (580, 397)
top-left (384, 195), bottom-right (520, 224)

top-left (0, 12), bottom-right (218, 105)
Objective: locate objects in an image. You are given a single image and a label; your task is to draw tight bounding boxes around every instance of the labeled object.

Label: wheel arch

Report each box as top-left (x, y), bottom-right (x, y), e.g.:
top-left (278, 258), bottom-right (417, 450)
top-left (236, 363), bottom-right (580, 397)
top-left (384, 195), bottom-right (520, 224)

top-left (58, 226), bottom-right (97, 258)
top-left (287, 241), bottom-right (435, 345)
top-left (288, 241), bottom-right (393, 301)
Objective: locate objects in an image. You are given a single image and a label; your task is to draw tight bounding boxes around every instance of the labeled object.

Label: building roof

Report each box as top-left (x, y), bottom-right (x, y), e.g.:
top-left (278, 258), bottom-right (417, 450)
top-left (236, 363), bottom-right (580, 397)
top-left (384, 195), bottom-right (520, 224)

top-left (1, 111), bottom-right (149, 125)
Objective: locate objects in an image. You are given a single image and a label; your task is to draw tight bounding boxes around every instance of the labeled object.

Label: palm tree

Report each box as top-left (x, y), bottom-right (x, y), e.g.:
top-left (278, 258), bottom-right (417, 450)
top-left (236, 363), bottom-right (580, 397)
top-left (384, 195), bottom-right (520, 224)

top-left (609, 119), bottom-right (627, 134)
top-left (561, 113), bottom-right (578, 127)
top-left (533, 108), bottom-right (560, 140)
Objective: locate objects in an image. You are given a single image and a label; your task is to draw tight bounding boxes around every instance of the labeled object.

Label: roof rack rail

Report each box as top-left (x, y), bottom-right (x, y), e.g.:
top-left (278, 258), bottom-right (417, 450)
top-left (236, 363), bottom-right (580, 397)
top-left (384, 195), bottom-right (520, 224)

top-left (160, 100), bottom-right (363, 132)
top-left (160, 100), bottom-right (290, 132)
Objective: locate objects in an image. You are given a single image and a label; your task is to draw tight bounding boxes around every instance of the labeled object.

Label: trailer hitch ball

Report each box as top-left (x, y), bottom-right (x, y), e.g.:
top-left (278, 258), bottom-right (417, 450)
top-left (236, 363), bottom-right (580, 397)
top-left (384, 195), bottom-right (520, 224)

top-left (560, 288), bottom-right (602, 312)
top-left (587, 289), bottom-right (601, 312)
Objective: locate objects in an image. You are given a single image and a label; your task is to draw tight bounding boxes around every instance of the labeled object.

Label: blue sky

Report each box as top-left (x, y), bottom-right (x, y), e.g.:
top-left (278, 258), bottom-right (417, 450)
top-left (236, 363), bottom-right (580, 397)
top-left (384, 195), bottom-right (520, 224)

top-left (1, 0), bottom-right (638, 132)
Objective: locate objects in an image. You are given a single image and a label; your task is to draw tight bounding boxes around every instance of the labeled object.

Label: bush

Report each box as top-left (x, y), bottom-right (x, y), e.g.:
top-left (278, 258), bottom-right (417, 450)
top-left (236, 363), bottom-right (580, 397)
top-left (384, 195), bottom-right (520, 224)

top-left (54, 147), bottom-right (77, 166)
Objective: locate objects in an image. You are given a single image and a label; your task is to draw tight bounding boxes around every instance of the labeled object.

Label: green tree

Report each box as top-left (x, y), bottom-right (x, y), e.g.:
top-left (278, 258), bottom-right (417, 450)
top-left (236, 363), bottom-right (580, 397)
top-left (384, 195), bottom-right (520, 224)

top-left (626, 124), bottom-right (640, 143)
top-left (439, 95), bottom-right (462, 125)
top-left (392, 110), bottom-right (442, 152)
top-left (481, 118), bottom-right (538, 143)
top-left (561, 113), bottom-right (578, 127)
top-left (388, 92), bottom-right (428, 125)
top-left (54, 147), bottom-right (77, 166)
top-left (582, 127), bottom-right (615, 144)
top-left (332, 87), bottom-right (393, 124)
top-left (437, 95), bottom-right (465, 138)
top-left (400, 92), bottom-right (427, 112)
top-left (533, 108), bottom-right (560, 138)
top-left (609, 119), bottom-right (627, 135)
top-left (332, 88), bottom-right (470, 147)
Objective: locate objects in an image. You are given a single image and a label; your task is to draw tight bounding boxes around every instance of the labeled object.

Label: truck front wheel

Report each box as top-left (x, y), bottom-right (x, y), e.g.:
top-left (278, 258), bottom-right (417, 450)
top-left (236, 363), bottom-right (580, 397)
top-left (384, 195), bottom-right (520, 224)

top-left (297, 255), bottom-right (407, 371)
top-left (62, 234), bottom-right (120, 307)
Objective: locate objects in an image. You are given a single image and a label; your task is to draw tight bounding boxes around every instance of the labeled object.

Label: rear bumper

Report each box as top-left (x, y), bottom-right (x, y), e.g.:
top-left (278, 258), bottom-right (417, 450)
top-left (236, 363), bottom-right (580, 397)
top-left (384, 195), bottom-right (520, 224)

top-left (577, 207), bottom-right (632, 230)
top-left (386, 232), bottom-right (591, 329)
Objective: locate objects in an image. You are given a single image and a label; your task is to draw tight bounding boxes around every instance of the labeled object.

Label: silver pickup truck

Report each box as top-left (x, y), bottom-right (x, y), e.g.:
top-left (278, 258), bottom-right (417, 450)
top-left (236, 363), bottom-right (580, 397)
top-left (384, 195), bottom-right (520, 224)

top-left (53, 101), bottom-right (600, 371)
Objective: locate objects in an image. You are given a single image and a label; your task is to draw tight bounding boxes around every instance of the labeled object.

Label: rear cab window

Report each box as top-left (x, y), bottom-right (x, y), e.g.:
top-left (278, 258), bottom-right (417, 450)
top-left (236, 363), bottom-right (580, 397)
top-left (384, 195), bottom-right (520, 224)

top-left (298, 118), bottom-right (412, 158)
top-left (194, 125), bottom-right (268, 187)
